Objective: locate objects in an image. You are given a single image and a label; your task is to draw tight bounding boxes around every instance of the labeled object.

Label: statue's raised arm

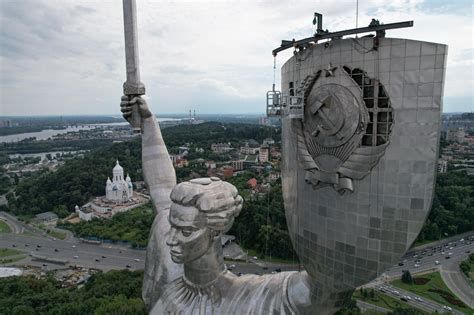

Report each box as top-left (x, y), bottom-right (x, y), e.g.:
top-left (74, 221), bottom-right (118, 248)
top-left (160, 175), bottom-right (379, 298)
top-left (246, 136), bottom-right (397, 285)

top-left (120, 96), bottom-right (176, 210)
top-left (120, 96), bottom-right (182, 307)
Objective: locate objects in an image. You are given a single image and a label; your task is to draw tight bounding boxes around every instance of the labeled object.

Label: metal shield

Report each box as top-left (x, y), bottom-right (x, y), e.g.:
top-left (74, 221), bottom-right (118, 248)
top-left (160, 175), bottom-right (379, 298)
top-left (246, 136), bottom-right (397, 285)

top-left (281, 37), bottom-right (447, 308)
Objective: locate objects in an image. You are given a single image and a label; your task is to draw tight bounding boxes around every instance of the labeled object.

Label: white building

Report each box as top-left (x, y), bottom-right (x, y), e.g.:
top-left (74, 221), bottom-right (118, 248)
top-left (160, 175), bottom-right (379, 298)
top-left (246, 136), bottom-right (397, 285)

top-left (259, 146), bottom-right (269, 163)
top-left (105, 160), bottom-right (133, 203)
top-left (437, 160), bottom-right (448, 173)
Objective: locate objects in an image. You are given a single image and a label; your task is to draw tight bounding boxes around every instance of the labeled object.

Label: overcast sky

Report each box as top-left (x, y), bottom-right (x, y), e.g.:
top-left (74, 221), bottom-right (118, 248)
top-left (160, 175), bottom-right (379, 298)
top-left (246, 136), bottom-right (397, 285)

top-left (0, 0), bottom-right (472, 116)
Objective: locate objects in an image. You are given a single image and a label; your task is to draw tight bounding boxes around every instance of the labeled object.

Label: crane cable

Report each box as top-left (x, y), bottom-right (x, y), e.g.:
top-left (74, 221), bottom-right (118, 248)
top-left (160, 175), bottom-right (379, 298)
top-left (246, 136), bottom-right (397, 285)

top-left (273, 55), bottom-right (277, 91)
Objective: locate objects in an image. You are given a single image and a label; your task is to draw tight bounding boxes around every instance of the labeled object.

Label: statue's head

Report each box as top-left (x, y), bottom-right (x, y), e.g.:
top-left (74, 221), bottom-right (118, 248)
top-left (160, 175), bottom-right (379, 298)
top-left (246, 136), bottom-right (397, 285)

top-left (166, 177), bottom-right (243, 264)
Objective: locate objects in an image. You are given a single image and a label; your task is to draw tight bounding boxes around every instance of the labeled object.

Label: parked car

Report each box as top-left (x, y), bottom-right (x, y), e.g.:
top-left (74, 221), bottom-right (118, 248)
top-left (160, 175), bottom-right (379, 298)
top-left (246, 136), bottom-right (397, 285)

top-left (73, 255), bottom-right (79, 259)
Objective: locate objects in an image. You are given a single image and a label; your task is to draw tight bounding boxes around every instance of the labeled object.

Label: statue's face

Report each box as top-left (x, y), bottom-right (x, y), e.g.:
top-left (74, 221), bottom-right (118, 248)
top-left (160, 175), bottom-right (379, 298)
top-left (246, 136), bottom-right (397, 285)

top-left (167, 202), bottom-right (212, 264)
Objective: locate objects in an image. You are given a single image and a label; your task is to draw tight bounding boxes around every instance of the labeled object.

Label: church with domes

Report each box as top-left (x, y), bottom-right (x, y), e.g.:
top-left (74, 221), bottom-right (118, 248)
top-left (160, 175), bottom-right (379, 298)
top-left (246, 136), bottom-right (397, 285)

top-left (106, 160), bottom-right (133, 203)
top-left (74, 160), bottom-right (149, 222)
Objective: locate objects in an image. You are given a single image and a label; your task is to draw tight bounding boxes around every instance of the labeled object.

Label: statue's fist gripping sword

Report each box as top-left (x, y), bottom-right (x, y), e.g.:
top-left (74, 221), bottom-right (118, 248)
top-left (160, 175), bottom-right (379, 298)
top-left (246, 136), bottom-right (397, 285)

top-left (122, 0), bottom-right (145, 133)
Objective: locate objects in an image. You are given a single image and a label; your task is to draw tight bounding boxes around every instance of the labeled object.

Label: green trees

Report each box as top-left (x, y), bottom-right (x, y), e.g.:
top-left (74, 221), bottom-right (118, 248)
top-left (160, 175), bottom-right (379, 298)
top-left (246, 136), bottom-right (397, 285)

top-left (60, 203), bottom-right (155, 248)
top-left (417, 171), bottom-right (473, 243)
top-left (401, 270), bottom-right (413, 284)
top-left (230, 179), bottom-right (297, 260)
top-left (7, 139), bottom-right (142, 218)
top-left (0, 269), bottom-right (146, 315)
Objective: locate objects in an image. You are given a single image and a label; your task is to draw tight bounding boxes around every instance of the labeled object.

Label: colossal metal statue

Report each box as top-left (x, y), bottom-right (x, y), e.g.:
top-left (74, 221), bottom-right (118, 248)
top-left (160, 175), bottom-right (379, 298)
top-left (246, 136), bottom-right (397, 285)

top-left (121, 4), bottom-right (447, 314)
top-left (121, 97), bottom-right (313, 313)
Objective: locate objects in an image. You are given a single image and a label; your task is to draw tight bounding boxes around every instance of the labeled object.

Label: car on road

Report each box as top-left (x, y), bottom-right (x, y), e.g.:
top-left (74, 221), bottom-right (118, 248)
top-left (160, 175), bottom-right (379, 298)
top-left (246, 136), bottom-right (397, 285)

top-left (442, 305), bottom-right (452, 312)
top-left (134, 258), bottom-right (140, 262)
top-left (42, 263), bottom-right (47, 267)
top-left (24, 244), bottom-right (28, 247)
top-left (36, 245), bottom-right (41, 248)
top-left (414, 263), bottom-right (420, 268)
top-left (95, 259), bottom-right (100, 262)
top-left (400, 297), bottom-right (408, 302)
top-left (252, 256), bottom-right (258, 260)
top-left (275, 268), bottom-right (282, 273)
top-left (12, 244), bottom-right (16, 247)
top-left (126, 264), bottom-right (131, 268)
top-left (466, 250), bottom-right (471, 254)
top-left (73, 256), bottom-right (79, 259)
top-left (102, 255), bottom-right (106, 258)
top-left (398, 262), bottom-right (404, 266)
top-left (445, 256), bottom-right (450, 259)
top-left (435, 260), bottom-right (440, 265)
top-left (448, 252), bottom-right (453, 256)
top-left (54, 249), bottom-right (59, 252)
top-left (72, 245), bottom-right (76, 248)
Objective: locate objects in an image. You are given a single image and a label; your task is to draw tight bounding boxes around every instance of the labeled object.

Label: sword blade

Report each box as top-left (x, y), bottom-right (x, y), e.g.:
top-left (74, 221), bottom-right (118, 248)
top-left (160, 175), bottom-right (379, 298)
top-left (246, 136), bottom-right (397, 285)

top-left (123, 0), bottom-right (145, 95)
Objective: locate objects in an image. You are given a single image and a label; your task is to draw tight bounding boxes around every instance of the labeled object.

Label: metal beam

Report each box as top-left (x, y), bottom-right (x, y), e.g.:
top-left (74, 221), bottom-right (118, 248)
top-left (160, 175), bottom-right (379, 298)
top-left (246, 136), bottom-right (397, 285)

top-left (272, 20), bottom-right (413, 56)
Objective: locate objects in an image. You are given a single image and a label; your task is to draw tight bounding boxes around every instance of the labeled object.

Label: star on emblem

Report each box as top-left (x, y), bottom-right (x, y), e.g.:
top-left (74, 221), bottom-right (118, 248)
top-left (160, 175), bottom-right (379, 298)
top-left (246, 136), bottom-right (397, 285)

top-left (324, 63), bottom-right (337, 77)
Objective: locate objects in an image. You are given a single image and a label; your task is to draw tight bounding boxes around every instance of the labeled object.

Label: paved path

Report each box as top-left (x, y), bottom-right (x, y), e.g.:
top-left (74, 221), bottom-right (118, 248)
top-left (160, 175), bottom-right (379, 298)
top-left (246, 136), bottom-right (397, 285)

top-left (441, 260), bottom-right (474, 308)
top-left (356, 300), bottom-right (390, 313)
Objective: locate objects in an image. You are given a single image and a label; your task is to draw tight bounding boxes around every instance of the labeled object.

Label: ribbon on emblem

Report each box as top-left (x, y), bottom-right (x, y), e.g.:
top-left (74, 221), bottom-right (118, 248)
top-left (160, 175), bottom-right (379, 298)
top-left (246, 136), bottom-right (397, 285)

top-left (304, 170), bottom-right (354, 194)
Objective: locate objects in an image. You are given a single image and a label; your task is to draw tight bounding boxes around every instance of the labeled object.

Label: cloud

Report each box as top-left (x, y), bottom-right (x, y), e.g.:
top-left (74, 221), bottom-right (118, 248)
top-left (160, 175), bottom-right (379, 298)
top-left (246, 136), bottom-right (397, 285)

top-left (0, 0), bottom-right (472, 115)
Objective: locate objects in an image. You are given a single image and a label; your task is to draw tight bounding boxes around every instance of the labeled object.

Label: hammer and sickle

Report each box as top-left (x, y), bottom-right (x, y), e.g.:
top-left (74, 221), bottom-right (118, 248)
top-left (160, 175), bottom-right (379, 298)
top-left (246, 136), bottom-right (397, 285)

top-left (310, 94), bottom-right (345, 139)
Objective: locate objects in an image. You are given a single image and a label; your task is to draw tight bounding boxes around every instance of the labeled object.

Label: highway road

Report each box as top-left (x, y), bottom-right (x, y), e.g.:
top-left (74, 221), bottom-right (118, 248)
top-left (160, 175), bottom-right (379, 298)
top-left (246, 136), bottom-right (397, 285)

top-left (0, 233), bottom-right (146, 271)
top-left (384, 236), bottom-right (474, 278)
top-left (373, 282), bottom-right (464, 315)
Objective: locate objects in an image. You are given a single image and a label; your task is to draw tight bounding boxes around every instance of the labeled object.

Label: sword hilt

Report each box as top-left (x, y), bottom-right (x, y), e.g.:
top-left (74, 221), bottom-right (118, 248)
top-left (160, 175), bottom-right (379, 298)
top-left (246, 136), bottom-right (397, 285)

top-left (123, 82), bottom-right (145, 134)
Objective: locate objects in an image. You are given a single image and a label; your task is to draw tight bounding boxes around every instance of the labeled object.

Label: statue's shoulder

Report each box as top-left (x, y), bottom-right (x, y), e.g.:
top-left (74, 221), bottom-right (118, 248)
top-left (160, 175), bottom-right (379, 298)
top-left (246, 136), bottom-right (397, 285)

top-left (150, 271), bottom-right (302, 314)
top-left (217, 271), bottom-right (298, 314)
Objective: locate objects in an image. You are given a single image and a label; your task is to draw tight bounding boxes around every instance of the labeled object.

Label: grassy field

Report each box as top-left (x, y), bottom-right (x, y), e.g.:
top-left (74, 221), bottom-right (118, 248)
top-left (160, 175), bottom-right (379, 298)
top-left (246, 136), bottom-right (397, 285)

top-left (0, 248), bottom-right (26, 264)
top-left (0, 248), bottom-right (22, 257)
top-left (391, 272), bottom-right (473, 314)
top-left (0, 220), bottom-right (11, 234)
top-left (48, 229), bottom-right (66, 240)
top-left (0, 255), bottom-right (26, 264)
top-left (353, 289), bottom-right (427, 314)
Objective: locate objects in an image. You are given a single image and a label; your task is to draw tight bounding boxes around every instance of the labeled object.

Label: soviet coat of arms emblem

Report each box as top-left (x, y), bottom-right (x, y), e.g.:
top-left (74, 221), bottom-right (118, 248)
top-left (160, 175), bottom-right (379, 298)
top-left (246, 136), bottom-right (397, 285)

top-left (296, 64), bottom-right (393, 194)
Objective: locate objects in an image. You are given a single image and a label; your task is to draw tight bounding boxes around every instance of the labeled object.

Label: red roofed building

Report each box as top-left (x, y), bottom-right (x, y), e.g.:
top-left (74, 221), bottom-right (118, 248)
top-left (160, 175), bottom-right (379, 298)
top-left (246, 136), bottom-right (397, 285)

top-left (247, 178), bottom-right (257, 188)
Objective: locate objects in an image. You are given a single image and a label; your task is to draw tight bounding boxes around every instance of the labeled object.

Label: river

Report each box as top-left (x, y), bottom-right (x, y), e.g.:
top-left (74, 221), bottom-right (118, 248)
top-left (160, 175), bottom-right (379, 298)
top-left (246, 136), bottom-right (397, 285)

top-left (0, 118), bottom-right (182, 143)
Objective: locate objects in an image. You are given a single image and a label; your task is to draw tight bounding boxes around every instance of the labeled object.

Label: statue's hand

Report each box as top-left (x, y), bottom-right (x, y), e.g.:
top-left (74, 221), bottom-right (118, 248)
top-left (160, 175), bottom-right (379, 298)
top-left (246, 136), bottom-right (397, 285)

top-left (120, 95), bottom-right (153, 124)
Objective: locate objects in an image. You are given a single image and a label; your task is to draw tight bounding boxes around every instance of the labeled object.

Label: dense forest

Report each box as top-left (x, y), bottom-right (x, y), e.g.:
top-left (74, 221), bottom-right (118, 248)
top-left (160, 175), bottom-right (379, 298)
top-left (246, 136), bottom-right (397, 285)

top-left (0, 269), bottom-right (146, 314)
top-left (6, 139), bottom-right (142, 218)
top-left (228, 175), bottom-right (297, 260)
top-left (416, 171), bottom-right (474, 243)
top-left (1, 138), bottom-right (116, 154)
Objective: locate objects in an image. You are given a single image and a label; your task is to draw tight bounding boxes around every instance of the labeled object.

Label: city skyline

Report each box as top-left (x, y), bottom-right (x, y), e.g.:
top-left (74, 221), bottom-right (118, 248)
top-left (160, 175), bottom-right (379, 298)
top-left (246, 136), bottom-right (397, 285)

top-left (0, 0), bottom-right (472, 116)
